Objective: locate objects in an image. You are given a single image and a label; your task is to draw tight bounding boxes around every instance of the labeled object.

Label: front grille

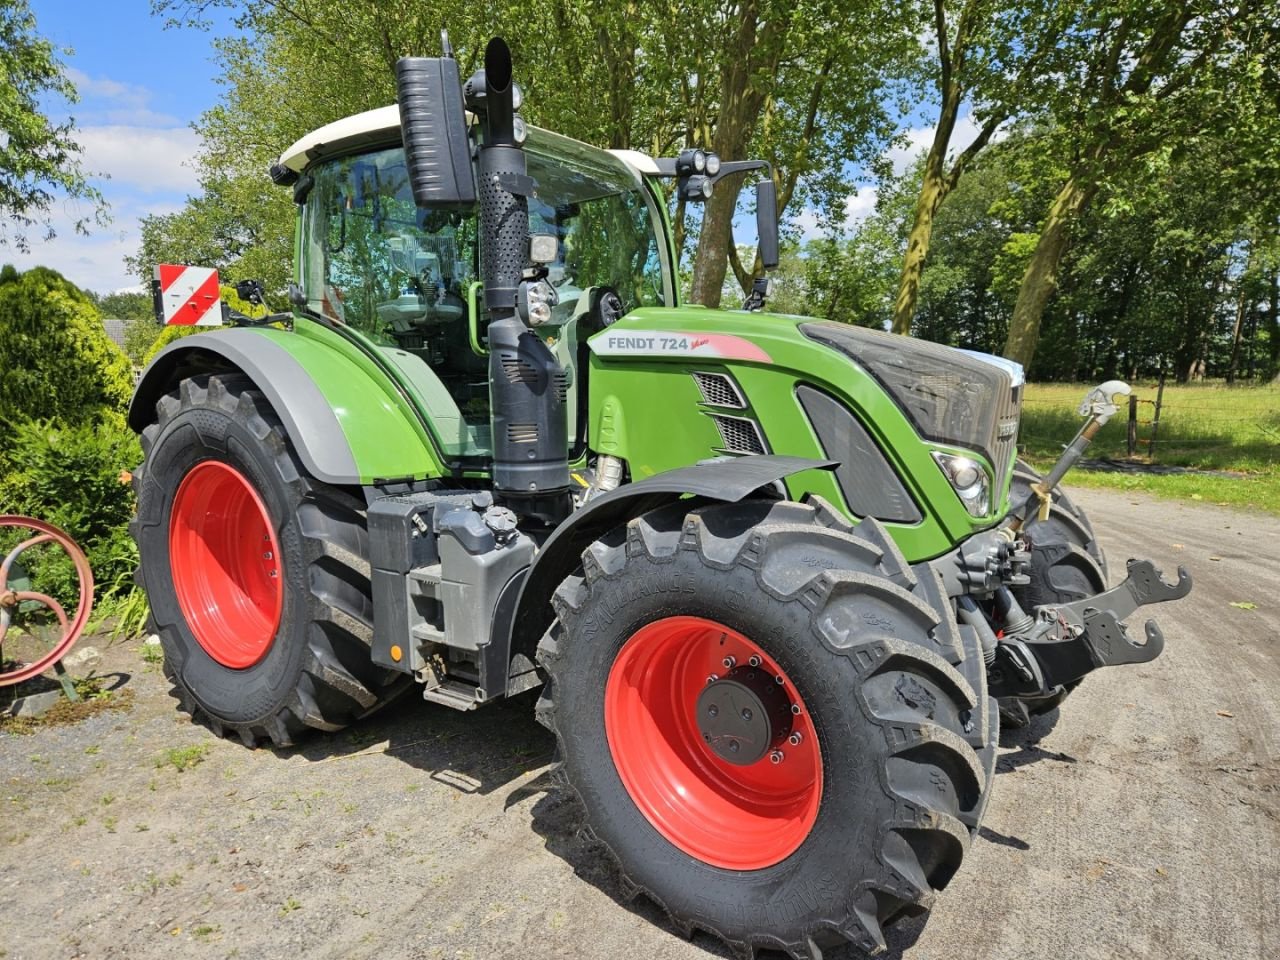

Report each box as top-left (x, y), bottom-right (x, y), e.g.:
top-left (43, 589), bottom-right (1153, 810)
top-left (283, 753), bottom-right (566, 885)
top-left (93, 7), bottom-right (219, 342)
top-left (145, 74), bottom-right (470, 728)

top-left (993, 384), bottom-right (1022, 493)
top-left (709, 414), bottom-right (767, 455)
top-left (801, 321), bottom-right (1022, 511)
top-left (692, 371), bottom-right (746, 408)
top-left (507, 423), bottom-right (538, 444)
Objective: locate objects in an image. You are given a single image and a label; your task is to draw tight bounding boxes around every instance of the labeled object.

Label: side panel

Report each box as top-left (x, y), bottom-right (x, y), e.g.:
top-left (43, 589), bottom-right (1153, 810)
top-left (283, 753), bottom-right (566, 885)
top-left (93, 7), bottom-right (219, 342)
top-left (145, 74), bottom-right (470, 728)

top-left (129, 325), bottom-right (446, 485)
top-left (585, 308), bottom-right (1004, 562)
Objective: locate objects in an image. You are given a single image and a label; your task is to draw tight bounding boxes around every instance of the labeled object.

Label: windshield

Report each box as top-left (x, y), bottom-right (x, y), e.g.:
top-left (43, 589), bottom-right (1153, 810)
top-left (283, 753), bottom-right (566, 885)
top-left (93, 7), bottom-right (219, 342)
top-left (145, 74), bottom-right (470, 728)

top-left (300, 141), bottom-right (667, 328)
top-left (299, 136), bottom-right (667, 459)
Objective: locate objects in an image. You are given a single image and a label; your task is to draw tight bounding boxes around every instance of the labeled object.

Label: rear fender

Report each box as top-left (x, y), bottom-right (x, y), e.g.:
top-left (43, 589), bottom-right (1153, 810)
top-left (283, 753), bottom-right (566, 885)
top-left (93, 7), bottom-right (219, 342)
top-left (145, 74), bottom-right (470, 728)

top-left (129, 328), bottom-right (442, 485)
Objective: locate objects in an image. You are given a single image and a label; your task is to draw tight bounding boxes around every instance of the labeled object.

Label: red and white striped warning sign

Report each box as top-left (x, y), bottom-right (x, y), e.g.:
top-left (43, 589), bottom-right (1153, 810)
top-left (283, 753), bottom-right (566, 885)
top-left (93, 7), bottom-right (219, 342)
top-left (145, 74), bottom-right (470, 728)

top-left (154, 264), bottom-right (223, 326)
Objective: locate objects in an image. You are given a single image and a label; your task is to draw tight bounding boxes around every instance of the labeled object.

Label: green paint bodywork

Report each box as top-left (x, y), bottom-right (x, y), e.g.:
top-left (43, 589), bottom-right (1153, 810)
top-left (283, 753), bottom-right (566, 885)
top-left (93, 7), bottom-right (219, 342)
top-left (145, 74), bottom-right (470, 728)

top-left (586, 308), bottom-right (1010, 561)
top-left (247, 321), bottom-right (447, 484)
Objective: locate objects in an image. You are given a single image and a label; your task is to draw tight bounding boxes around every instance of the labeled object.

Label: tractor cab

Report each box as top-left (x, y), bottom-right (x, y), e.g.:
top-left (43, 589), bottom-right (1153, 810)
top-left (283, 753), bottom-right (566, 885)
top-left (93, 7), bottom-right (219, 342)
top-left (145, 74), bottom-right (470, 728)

top-left (279, 110), bottom-right (674, 461)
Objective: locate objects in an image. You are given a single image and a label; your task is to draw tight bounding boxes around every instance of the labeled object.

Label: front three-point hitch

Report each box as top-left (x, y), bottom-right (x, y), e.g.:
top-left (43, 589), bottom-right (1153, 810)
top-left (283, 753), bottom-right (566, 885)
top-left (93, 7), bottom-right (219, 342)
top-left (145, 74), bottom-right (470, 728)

top-left (987, 558), bottom-right (1193, 699)
top-left (936, 380), bottom-right (1193, 703)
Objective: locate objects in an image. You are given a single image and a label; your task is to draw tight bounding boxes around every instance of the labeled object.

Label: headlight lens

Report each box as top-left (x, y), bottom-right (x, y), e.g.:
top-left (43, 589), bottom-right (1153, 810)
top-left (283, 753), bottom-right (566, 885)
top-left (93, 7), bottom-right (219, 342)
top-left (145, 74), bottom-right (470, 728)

top-left (932, 451), bottom-right (990, 517)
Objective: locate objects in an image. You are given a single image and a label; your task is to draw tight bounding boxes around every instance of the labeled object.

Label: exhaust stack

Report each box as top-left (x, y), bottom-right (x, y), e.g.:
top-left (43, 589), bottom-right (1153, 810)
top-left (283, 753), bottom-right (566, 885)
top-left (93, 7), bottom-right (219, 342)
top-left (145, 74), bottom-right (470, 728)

top-left (399, 37), bottom-right (569, 520)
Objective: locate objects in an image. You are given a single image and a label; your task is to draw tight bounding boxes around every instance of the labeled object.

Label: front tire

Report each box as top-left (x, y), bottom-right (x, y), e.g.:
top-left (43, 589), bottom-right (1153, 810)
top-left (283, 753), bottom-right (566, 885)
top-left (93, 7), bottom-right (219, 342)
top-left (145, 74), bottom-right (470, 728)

top-left (537, 498), bottom-right (997, 958)
top-left (131, 374), bottom-right (406, 747)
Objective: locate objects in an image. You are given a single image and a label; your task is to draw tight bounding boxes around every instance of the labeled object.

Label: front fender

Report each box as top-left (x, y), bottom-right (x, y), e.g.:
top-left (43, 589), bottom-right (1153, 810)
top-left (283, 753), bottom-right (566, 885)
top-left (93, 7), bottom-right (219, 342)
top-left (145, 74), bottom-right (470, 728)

top-left (502, 455), bottom-right (835, 677)
top-left (129, 328), bottom-right (443, 485)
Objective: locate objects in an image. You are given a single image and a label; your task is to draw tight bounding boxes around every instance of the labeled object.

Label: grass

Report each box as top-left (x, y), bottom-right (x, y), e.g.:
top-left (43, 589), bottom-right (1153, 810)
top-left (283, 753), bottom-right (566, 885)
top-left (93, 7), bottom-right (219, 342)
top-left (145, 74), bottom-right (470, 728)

top-left (155, 743), bottom-right (211, 773)
top-left (1021, 380), bottom-right (1280, 515)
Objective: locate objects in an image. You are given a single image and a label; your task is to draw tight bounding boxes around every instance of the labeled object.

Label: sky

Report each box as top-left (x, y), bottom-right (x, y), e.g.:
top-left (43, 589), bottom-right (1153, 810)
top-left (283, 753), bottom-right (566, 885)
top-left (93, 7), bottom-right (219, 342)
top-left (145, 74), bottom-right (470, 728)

top-left (6, 1), bottom-right (233, 294)
top-left (8, 3), bottom-right (983, 297)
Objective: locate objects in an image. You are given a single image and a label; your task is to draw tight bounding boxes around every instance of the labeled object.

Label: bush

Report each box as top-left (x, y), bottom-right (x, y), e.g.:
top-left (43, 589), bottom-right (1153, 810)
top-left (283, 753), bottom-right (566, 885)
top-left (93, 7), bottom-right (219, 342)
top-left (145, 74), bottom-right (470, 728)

top-left (0, 417), bottom-right (141, 603)
top-left (0, 265), bottom-right (134, 423)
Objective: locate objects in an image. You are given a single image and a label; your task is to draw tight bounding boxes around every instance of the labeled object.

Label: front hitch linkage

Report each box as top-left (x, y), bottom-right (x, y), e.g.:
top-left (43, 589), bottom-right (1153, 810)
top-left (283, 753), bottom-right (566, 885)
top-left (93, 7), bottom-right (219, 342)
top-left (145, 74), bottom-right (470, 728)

top-left (989, 558), bottom-right (1193, 699)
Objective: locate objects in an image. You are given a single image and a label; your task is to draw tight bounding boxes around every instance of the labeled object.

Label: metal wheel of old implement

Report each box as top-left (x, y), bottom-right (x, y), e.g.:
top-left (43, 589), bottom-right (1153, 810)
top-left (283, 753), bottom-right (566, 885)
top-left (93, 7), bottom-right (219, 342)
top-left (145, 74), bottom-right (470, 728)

top-left (605, 615), bottom-right (822, 870)
top-left (0, 516), bottom-right (94, 686)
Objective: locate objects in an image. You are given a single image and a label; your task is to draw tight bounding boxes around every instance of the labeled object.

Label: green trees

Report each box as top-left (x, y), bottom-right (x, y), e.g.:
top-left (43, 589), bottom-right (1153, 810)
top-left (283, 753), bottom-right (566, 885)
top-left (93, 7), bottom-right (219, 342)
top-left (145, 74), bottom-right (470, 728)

top-left (145, 0), bottom-right (913, 304)
top-left (0, 1), bottom-right (106, 251)
top-left (1000, 0), bottom-right (1280, 368)
top-left (0, 265), bottom-right (141, 607)
top-left (0, 265), bottom-right (133, 423)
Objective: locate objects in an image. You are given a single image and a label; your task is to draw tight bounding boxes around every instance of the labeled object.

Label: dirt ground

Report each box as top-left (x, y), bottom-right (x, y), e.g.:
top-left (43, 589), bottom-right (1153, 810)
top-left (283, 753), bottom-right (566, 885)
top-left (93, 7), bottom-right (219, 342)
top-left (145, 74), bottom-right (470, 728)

top-left (2, 486), bottom-right (1278, 960)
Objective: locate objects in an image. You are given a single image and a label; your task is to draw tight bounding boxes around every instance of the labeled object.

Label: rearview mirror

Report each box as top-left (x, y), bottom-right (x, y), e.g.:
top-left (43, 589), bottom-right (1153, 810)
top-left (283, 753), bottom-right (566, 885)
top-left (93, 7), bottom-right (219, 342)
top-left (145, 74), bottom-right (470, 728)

top-left (755, 178), bottom-right (779, 270)
top-left (396, 55), bottom-right (476, 209)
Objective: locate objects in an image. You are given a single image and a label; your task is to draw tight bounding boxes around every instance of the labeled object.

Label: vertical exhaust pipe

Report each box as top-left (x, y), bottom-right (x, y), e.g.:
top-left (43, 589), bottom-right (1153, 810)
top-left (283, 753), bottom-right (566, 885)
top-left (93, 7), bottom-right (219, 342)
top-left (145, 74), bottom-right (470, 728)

top-left (468, 38), bottom-right (570, 520)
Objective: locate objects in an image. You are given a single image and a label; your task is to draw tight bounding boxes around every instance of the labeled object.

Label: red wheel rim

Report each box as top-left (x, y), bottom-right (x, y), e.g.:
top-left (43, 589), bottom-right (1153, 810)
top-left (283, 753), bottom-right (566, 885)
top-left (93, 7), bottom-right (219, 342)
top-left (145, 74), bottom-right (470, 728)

top-left (169, 461), bottom-right (283, 669)
top-left (604, 616), bottom-right (823, 870)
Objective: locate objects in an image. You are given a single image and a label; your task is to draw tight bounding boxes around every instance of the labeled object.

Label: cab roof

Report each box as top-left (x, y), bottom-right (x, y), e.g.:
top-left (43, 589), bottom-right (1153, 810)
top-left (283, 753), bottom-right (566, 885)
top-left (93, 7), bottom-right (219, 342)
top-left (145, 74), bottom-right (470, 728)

top-left (277, 105), bottom-right (660, 180)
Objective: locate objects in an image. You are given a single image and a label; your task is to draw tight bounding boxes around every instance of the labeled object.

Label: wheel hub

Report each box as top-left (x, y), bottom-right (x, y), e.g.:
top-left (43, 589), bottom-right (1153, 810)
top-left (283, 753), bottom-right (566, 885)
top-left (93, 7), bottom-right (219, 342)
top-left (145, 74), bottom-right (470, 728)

top-left (168, 459), bottom-right (283, 669)
top-left (604, 615), bottom-right (823, 870)
top-left (696, 666), bottom-right (793, 765)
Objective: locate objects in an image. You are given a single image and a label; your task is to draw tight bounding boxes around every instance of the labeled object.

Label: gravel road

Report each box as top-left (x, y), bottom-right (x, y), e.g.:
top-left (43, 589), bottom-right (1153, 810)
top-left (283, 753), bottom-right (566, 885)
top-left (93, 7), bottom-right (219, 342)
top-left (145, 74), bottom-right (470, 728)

top-left (2, 487), bottom-right (1277, 960)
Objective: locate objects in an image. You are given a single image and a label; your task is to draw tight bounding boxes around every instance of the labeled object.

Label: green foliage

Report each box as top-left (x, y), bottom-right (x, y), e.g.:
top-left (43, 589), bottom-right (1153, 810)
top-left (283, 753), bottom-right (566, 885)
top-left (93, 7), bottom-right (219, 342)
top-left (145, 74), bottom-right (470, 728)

top-left (0, 265), bottom-right (134, 423)
top-left (155, 744), bottom-right (210, 773)
top-left (92, 290), bottom-right (153, 322)
top-left (143, 0), bottom-right (916, 301)
top-left (0, 1), bottom-right (108, 251)
top-left (122, 316), bottom-right (164, 366)
top-left (0, 417), bottom-right (141, 602)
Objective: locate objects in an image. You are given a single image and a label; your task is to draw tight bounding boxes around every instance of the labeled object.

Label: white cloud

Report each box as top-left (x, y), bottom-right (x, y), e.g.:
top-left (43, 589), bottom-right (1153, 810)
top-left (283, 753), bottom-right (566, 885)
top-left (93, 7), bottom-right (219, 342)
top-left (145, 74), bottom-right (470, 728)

top-left (78, 125), bottom-right (201, 194)
top-left (65, 68), bottom-right (152, 110)
top-left (883, 112), bottom-right (1005, 177)
top-left (792, 187), bottom-right (879, 243)
top-left (3, 197), bottom-right (187, 294)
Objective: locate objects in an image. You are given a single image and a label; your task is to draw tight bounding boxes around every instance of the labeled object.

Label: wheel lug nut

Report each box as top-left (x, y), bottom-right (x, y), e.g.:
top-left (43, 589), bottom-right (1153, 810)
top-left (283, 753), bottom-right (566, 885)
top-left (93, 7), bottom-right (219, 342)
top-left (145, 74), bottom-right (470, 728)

top-left (788, 732), bottom-right (803, 746)
top-left (748, 655), bottom-right (761, 667)
top-left (774, 675), bottom-right (784, 685)
top-left (790, 704), bottom-right (801, 716)
top-left (722, 656), bottom-right (736, 669)
top-left (769, 750), bottom-right (784, 764)
top-left (706, 673), bottom-right (718, 685)
top-left (741, 708), bottom-right (752, 721)
top-left (707, 704), bottom-right (718, 717)
top-left (729, 740), bottom-right (740, 753)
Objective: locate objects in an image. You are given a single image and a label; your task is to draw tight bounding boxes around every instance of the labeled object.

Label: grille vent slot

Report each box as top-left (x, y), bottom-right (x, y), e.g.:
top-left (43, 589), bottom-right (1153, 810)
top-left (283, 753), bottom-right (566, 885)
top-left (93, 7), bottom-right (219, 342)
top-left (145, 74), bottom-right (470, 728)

top-left (502, 358), bottom-right (538, 383)
top-left (507, 423), bottom-right (538, 444)
top-left (709, 414), bottom-right (767, 455)
top-left (554, 371), bottom-right (569, 403)
top-left (692, 371), bottom-right (746, 408)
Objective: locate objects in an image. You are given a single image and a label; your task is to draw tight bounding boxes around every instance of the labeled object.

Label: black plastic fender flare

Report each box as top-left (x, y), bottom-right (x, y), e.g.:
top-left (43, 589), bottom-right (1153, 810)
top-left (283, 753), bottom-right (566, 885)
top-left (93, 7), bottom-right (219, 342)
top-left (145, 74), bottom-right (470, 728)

top-left (499, 455), bottom-right (836, 685)
top-left (129, 331), bottom-right (363, 484)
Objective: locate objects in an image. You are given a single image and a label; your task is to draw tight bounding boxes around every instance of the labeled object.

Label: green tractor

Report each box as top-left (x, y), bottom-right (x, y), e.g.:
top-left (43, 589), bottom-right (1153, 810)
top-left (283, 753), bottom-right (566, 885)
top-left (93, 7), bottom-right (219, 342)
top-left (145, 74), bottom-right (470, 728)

top-left (130, 37), bottom-right (1190, 958)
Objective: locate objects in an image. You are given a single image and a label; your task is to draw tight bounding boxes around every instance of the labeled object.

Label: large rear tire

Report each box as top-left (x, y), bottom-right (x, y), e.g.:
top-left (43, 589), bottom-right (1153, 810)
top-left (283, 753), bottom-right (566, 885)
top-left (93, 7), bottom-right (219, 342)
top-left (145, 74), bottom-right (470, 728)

top-left (131, 374), bottom-right (407, 747)
top-left (536, 497), bottom-right (997, 959)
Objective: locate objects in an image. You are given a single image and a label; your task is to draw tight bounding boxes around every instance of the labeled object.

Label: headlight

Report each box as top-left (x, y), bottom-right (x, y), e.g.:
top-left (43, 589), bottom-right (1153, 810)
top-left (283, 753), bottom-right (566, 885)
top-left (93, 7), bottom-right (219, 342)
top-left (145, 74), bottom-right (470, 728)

top-left (932, 451), bottom-right (990, 517)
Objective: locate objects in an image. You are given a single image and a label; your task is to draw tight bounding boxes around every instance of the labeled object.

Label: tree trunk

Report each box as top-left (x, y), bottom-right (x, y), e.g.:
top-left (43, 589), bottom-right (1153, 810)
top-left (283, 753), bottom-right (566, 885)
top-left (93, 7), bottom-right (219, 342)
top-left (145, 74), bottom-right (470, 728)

top-left (1002, 177), bottom-right (1093, 368)
top-left (891, 157), bottom-right (950, 335)
top-left (688, 178), bottom-right (745, 307)
top-left (1227, 284), bottom-right (1247, 384)
top-left (684, 3), bottom-right (778, 307)
top-left (1270, 270), bottom-right (1280, 381)
top-left (890, 49), bottom-right (967, 337)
